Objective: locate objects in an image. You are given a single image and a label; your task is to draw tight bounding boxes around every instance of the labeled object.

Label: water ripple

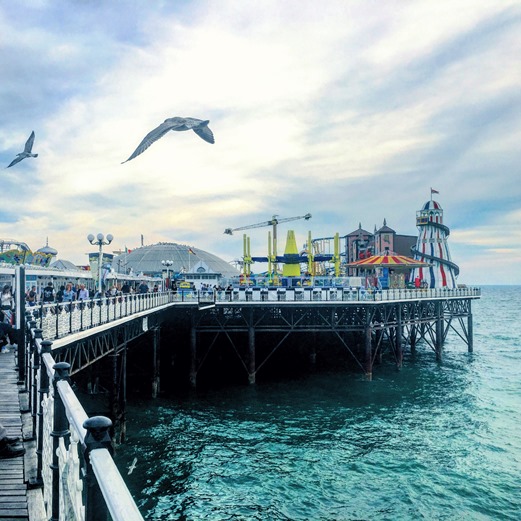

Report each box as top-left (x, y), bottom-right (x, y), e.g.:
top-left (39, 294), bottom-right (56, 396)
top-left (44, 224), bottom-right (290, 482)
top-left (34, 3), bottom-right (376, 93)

top-left (116, 287), bottom-right (521, 520)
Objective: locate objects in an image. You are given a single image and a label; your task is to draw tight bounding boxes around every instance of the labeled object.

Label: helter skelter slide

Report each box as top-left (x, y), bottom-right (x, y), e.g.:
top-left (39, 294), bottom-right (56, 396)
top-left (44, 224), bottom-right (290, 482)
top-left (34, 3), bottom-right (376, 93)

top-left (409, 192), bottom-right (460, 289)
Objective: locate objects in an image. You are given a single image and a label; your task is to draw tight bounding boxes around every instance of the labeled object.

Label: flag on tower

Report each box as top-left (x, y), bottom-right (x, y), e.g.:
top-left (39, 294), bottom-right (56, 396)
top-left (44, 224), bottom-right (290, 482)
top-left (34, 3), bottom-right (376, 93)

top-left (431, 188), bottom-right (439, 194)
top-left (188, 248), bottom-right (196, 255)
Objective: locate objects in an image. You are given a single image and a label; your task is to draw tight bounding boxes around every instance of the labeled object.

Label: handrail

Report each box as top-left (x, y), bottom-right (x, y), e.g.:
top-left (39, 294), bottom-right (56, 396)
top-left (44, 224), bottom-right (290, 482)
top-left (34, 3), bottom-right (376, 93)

top-left (32, 287), bottom-right (481, 341)
top-left (30, 333), bottom-right (145, 520)
top-left (90, 449), bottom-right (144, 520)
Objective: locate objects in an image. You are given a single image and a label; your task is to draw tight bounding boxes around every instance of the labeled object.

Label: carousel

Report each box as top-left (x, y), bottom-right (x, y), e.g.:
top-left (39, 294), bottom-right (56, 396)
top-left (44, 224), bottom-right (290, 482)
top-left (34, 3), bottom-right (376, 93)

top-left (347, 253), bottom-right (431, 289)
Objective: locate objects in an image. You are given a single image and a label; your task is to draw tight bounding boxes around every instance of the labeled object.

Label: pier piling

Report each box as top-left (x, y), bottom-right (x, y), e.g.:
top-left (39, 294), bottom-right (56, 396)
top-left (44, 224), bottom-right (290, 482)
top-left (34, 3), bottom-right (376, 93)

top-left (435, 301), bottom-right (443, 361)
top-left (248, 326), bottom-right (256, 385)
top-left (189, 327), bottom-right (197, 388)
top-left (365, 321), bottom-right (373, 381)
top-left (396, 304), bottom-right (403, 369)
top-left (152, 328), bottom-right (161, 398)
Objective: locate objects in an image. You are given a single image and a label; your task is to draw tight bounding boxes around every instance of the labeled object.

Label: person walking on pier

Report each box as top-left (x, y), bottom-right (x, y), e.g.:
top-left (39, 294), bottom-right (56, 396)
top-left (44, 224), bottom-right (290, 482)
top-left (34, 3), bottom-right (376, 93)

top-left (0, 321), bottom-right (16, 353)
top-left (26, 285), bottom-right (38, 307)
top-left (42, 282), bottom-right (55, 303)
top-left (0, 421), bottom-right (25, 459)
top-left (1, 285), bottom-right (14, 323)
top-left (77, 284), bottom-right (89, 301)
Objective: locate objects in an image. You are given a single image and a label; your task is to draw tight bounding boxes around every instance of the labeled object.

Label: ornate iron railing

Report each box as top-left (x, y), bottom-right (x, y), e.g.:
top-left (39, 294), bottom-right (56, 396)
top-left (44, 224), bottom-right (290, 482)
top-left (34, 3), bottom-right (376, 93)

top-left (29, 333), bottom-right (144, 521)
top-left (35, 287), bottom-right (481, 340)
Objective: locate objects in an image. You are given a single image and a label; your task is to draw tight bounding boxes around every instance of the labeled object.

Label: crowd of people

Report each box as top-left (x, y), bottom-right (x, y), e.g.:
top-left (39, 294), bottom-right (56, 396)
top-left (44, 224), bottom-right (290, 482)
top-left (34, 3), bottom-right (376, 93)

top-left (22, 280), bottom-right (159, 306)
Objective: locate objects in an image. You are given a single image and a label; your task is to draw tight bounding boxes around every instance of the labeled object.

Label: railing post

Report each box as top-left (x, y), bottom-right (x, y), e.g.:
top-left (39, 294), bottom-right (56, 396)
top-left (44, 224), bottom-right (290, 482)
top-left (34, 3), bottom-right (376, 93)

top-left (29, 327), bottom-right (42, 440)
top-left (55, 303), bottom-right (59, 339)
top-left (23, 311), bottom-right (33, 395)
top-left (33, 339), bottom-right (52, 488)
top-left (83, 416), bottom-right (114, 521)
top-left (50, 362), bottom-right (71, 521)
top-left (69, 301), bottom-right (74, 334)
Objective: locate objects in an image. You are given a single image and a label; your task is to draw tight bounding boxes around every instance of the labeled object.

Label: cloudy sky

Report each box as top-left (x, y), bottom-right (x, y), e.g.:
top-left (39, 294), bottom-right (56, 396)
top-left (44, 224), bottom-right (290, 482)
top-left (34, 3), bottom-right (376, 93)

top-left (1, 0), bottom-right (520, 284)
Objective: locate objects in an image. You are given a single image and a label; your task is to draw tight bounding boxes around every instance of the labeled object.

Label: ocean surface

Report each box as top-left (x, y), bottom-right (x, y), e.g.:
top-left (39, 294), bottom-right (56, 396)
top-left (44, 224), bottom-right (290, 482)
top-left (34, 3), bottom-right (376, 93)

top-left (115, 286), bottom-right (521, 520)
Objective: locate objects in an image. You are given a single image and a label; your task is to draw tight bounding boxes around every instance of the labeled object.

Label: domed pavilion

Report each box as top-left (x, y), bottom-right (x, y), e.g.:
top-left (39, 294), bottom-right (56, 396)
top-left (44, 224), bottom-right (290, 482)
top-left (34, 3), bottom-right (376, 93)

top-left (112, 242), bottom-right (238, 283)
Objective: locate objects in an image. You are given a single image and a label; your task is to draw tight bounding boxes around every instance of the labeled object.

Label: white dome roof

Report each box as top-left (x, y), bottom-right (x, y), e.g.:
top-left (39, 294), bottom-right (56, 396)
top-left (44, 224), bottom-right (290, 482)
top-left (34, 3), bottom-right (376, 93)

top-left (112, 242), bottom-right (239, 278)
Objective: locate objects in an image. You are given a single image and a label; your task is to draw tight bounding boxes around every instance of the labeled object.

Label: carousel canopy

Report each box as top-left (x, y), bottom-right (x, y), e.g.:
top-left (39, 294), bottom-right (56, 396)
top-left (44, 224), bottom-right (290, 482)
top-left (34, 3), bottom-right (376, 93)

top-left (347, 254), bottom-right (431, 269)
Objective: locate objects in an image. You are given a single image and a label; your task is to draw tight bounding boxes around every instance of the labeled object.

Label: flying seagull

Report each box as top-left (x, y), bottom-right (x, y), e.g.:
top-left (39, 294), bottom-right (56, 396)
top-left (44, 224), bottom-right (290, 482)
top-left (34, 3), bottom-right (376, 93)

top-left (6, 131), bottom-right (38, 168)
top-left (128, 457), bottom-right (138, 475)
top-left (122, 117), bottom-right (214, 164)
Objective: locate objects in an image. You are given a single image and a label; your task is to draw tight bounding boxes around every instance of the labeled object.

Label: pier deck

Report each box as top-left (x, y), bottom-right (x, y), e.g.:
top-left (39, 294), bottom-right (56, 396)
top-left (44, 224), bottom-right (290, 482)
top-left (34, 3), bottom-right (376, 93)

top-left (0, 349), bottom-right (46, 521)
top-left (0, 348), bottom-right (28, 521)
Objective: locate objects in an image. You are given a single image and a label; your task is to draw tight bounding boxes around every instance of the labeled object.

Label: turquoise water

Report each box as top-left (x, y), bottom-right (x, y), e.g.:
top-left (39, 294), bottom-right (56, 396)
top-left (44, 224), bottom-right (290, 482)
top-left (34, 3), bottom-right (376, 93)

top-left (116, 286), bottom-right (521, 520)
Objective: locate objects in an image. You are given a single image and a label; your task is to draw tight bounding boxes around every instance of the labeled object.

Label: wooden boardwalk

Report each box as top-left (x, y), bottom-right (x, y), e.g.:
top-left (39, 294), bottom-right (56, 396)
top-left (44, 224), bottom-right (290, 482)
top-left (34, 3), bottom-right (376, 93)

top-left (0, 347), bottom-right (46, 521)
top-left (0, 347), bottom-right (28, 520)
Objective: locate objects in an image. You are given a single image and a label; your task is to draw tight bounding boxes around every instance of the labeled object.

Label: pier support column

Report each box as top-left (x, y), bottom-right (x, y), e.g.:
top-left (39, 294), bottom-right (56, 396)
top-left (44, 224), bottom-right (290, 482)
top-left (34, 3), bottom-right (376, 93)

top-left (120, 345), bottom-right (127, 443)
top-left (375, 329), bottom-right (383, 364)
top-left (248, 326), bottom-right (256, 385)
top-left (396, 305), bottom-right (403, 369)
top-left (435, 301), bottom-right (443, 362)
top-left (152, 328), bottom-right (161, 398)
top-left (309, 332), bottom-right (317, 365)
top-left (189, 327), bottom-right (197, 388)
top-left (467, 300), bottom-right (473, 353)
top-left (410, 324), bottom-right (417, 353)
top-left (365, 319), bottom-right (373, 381)
top-left (109, 351), bottom-right (120, 441)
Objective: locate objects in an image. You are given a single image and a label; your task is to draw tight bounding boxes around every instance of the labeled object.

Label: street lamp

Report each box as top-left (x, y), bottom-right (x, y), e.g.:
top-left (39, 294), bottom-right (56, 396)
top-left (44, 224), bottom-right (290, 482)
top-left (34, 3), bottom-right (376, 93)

top-left (162, 260), bottom-right (173, 290)
top-left (88, 233), bottom-right (114, 294)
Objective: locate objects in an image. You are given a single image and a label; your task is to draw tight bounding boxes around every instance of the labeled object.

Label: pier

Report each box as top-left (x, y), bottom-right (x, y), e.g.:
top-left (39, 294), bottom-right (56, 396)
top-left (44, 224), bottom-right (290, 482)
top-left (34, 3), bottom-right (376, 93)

top-left (2, 268), bottom-right (480, 520)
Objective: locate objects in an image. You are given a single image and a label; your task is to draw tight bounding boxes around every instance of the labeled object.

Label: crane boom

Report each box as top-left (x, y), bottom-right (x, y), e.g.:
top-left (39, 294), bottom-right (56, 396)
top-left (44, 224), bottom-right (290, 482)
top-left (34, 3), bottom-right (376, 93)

top-left (224, 213), bottom-right (311, 235)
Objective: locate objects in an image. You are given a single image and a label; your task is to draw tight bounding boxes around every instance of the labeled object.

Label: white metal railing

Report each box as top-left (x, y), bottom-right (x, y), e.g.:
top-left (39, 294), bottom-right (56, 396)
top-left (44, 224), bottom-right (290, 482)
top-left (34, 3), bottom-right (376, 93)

top-left (34, 341), bottom-right (144, 521)
top-left (36, 291), bottom-right (173, 340)
top-left (32, 287), bottom-right (481, 340)
top-left (199, 285), bottom-right (481, 303)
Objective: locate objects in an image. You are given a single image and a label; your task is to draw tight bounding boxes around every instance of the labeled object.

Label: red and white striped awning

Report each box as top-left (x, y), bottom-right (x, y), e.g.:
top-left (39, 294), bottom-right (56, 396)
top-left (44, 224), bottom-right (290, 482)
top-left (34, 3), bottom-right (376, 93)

top-left (347, 254), bottom-right (431, 268)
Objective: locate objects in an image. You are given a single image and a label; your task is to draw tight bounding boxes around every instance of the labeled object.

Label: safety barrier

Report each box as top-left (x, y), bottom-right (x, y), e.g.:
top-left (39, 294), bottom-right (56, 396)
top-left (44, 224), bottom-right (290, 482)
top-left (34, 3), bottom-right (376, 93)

top-left (33, 287), bottom-right (481, 340)
top-left (27, 330), bottom-right (144, 520)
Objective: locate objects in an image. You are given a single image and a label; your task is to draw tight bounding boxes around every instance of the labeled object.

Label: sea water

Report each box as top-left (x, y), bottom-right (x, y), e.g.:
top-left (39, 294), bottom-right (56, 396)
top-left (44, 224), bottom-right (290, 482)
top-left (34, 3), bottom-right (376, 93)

top-left (115, 286), bottom-right (521, 520)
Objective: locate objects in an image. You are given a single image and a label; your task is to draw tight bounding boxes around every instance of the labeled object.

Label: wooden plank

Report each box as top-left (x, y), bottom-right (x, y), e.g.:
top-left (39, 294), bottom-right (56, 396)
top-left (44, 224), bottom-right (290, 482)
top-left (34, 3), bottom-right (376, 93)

top-left (0, 486), bottom-right (25, 492)
top-left (0, 511), bottom-right (28, 516)
top-left (0, 350), bottom-right (29, 521)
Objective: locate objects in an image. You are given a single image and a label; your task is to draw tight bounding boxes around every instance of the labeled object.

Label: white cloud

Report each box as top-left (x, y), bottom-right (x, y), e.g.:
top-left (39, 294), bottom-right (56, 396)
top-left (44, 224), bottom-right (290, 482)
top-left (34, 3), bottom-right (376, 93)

top-left (1, 1), bottom-right (520, 285)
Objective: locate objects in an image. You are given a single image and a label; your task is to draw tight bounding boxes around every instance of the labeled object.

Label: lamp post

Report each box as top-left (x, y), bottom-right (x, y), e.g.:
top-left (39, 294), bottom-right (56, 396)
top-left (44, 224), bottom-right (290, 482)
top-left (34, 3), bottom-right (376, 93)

top-left (87, 233), bottom-right (113, 294)
top-left (162, 260), bottom-right (173, 290)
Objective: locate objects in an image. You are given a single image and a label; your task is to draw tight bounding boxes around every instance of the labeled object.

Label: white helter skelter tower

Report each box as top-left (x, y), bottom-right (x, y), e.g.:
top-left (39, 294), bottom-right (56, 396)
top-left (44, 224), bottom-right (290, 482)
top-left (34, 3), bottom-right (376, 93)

top-left (409, 196), bottom-right (459, 288)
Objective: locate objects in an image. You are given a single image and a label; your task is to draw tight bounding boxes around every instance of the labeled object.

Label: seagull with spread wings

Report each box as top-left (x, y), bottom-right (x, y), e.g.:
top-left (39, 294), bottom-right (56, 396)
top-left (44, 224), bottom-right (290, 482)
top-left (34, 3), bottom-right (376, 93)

top-left (6, 131), bottom-right (38, 168)
top-left (122, 117), bottom-right (214, 164)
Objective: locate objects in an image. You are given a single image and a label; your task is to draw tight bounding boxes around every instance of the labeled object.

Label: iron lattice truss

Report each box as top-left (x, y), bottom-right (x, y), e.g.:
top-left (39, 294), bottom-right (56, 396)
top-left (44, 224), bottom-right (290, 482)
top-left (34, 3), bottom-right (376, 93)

top-left (47, 297), bottom-right (475, 380)
top-left (52, 314), bottom-right (162, 374)
top-left (192, 299), bottom-right (472, 335)
top-left (186, 297), bottom-right (476, 380)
